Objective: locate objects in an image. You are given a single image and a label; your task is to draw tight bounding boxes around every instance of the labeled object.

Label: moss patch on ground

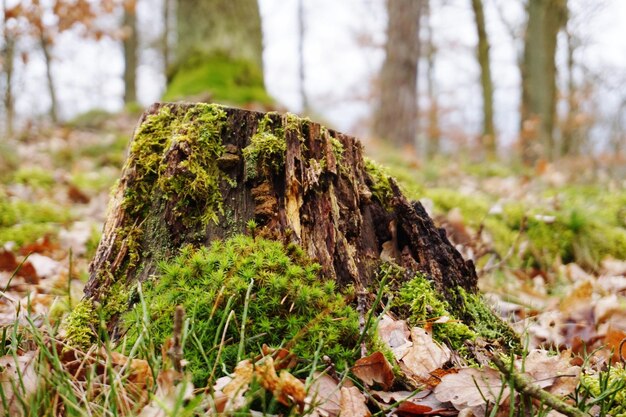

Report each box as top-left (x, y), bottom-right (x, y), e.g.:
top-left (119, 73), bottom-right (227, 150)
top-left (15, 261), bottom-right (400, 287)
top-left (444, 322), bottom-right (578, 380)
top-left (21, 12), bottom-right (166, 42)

top-left (388, 270), bottom-right (518, 351)
top-left (122, 234), bottom-right (360, 387)
top-left (0, 194), bottom-right (72, 247)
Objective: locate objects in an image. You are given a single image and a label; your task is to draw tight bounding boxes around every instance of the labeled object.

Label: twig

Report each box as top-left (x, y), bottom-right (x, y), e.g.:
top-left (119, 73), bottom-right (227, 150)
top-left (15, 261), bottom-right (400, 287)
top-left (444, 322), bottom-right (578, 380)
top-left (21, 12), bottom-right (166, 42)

top-left (490, 354), bottom-right (585, 417)
top-left (168, 305), bottom-right (184, 373)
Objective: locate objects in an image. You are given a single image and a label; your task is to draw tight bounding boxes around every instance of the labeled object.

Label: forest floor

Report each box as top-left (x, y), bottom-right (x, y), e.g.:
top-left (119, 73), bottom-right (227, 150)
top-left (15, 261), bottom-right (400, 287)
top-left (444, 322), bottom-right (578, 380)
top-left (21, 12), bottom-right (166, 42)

top-left (1, 109), bottom-right (626, 416)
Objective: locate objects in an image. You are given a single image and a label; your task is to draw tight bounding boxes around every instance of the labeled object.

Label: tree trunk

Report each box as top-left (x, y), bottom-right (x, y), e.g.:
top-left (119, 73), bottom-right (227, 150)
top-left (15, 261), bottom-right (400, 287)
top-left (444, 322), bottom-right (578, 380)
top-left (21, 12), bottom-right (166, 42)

top-left (122, 0), bottom-right (138, 104)
top-left (298, 0), bottom-right (308, 113)
top-left (162, 0), bottom-right (172, 75)
top-left (2, 3), bottom-right (15, 136)
top-left (520, 0), bottom-right (567, 165)
top-left (39, 31), bottom-right (58, 122)
top-left (372, 0), bottom-right (423, 148)
top-left (84, 103), bottom-right (489, 337)
top-left (165, 0), bottom-right (267, 104)
top-left (471, 0), bottom-right (496, 160)
top-left (424, 1), bottom-right (440, 159)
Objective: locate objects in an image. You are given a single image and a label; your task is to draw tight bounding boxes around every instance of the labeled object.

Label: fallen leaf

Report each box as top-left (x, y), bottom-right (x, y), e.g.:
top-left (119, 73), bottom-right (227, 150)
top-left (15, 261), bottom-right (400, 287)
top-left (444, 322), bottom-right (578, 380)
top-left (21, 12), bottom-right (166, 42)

top-left (378, 315), bottom-right (411, 360)
top-left (559, 280), bottom-right (593, 314)
top-left (0, 350), bottom-right (39, 416)
top-left (401, 327), bottom-right (451, 380)
top-left (306, 372), bottom-right (341, 417)
top-left (519, 350), bottom-right (580, 396)
top-left (434, 367), bottom-right (509, 409)
top-left (339, 386), bottom-right (370, 417)
top-left (604, 325), bottom-right (626, 363)
top-left (351, 351), bottom-right (394, 390)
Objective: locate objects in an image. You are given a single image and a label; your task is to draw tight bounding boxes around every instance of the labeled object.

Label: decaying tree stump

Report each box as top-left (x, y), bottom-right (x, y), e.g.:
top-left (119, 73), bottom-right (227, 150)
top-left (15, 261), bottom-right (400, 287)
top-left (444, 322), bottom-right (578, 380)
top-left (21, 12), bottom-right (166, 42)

top-left (83, 102), bottom-right (504, 342)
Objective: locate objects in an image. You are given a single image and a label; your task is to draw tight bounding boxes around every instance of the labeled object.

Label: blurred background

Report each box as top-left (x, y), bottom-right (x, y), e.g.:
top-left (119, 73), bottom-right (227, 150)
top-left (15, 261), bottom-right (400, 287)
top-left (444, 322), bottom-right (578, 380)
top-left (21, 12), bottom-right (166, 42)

top-left (2, 0), bottom-right (626, 165)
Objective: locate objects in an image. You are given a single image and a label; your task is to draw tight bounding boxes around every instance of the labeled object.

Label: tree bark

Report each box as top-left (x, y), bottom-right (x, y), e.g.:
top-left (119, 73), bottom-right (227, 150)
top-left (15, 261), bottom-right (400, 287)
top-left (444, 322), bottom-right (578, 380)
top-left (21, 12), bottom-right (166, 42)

top-left (85, 103), bottom-right (482, 334)
top-left (372, 0), bottom-right (423, 148)
top-left (471, 0), bottom-right (496, 160)
top-left (122, 0), bottom-right (138, 104)
top-left (520, 0), bottom-right (567, 165)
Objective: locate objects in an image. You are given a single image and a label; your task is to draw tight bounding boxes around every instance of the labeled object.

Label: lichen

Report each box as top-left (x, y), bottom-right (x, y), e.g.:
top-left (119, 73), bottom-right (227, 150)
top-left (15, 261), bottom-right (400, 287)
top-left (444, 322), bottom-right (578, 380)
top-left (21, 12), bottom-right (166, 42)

top-left (122, 234), bottom-right (360, 387)
top-left (243, 113), bottom-right (287, 181)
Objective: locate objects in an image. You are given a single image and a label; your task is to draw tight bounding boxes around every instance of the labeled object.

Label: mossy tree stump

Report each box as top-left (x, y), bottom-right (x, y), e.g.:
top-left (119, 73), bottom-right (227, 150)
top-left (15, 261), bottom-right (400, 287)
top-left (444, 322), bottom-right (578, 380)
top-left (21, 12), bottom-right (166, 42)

top-left (80, 103), bottom-right (513, 379)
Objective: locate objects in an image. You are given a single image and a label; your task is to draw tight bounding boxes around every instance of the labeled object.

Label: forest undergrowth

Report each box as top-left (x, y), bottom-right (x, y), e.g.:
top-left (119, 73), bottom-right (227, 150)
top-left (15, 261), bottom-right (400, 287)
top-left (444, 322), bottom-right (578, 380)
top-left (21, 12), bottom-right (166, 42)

top-left (0, 111), bottom-right (625, 416)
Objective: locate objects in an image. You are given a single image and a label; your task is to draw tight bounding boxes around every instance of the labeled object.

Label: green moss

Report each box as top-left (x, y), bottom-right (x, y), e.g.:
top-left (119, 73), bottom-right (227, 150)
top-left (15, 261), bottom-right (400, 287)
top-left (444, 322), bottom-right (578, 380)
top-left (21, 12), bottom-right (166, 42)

top-left (243, 113), bottom-right (287, 181)
top-left (330, 136), bottom-right (344, 164)
top-left (62, 299), bottom-right (97, 350)
top-left (122, 235), bottom-right (360, 386)
top-left (12, 167), bottom-right (56, 189)
top-left (457, 288), bottom-right (519, 347)
top-left (391, 273), bottom-right (475, 350)
top-left (580, 364), bottom-right (626, 416)
top-left (124, 103), bottom-right (228, 226)
top-left (164, 51), bottom-right (272, 105)
top-left (364, 158), bottom-right (394, 208)
top-left (0, 196), bottom-right (71, 247)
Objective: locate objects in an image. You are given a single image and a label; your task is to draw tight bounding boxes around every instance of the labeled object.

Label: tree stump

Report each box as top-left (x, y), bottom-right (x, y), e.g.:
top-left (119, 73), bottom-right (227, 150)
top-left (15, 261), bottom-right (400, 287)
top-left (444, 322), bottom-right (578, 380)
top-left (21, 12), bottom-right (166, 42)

top-left (79, 103), bottom-right (514, 361)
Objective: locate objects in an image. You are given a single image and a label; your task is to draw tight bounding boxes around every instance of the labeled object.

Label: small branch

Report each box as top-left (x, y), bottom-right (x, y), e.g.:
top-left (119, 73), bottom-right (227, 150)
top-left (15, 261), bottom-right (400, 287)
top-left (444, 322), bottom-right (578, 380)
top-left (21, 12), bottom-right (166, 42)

top-left (168, 305), bottom-right (185, 373)
top-left (490, 354), bottom-right (585, 417)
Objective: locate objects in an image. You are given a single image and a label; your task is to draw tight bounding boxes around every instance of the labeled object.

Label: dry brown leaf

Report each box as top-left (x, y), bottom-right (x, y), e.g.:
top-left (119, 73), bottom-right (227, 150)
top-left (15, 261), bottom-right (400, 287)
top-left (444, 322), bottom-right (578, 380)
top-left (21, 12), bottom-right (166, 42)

top-left (306, 372), bottom-right (341, 417)
top-left (339, 386), bottom-right (371, 417)
top-left (0, 350), bottom-right (39, 416)
top-left (604, 325), bottom-right (626, 363)
top-left (434, 367), bottom-right (510, 410)
top-left (276, 370), bottom-right (306, 409)
top-left (378, 315), bottom-right (411, 360)
top-left (351, 351), bottom-right (394, 390)
top-left (371, 390), bottom-right (415, 404)
top-left (401, 327), bottom-right (451, 380)
top-left (519, 350), bottom-right (580, 395)
top-left (559, 280), bottom-right (593, 314)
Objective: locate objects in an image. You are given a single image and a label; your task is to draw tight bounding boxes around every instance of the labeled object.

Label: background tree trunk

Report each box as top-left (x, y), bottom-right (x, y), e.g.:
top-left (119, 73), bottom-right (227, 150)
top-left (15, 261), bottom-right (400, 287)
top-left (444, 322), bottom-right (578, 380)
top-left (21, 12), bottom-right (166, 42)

top-left (372, 0), bottom-right (423, 149)
top-left (2, 0), bottom-right (15, 136)
top-left (39, 31), bottom-right (58, 122)
top-left (164, 0), bottom-right (267, 104)
top-left (122, 0), bottom-right (138, 104)
top-left (298, 0), bottom-right (308, 113)
top-left (424, 1), bottom-right (440, 159)
top-left (520, 0), bottom-right (567, 165)
top-left (84, 103), bottom-right (481, 334)
top-left (175, 0), bottom-right (263, 72)
top-left (471, 0), bottom-right (496, 160)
